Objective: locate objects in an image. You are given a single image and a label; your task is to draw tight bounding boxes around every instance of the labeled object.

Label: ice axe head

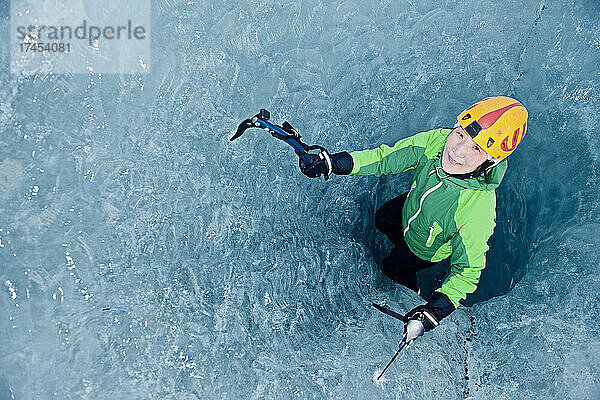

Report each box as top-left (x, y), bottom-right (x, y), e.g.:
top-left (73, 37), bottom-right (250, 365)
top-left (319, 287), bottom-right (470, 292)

top-left (230, 109), bottom-right (271, 141)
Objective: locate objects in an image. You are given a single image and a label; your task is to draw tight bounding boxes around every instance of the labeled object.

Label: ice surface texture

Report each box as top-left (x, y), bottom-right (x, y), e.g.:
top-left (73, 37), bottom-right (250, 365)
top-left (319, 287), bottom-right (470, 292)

top-left (1, 0), bottom-right (599, 399)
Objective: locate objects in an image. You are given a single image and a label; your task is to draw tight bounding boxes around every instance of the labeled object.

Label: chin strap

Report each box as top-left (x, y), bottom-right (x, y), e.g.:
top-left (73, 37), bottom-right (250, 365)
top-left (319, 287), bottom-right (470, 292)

top-left (443, 157), bottom-right (497, 180)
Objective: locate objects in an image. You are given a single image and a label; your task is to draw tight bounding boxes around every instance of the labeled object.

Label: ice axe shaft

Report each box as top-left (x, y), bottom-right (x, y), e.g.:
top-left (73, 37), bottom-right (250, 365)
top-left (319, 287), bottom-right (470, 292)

top-left (377, 338), bottom-right (408, 380)
top-left (372, 302), bottom-right (412, 380)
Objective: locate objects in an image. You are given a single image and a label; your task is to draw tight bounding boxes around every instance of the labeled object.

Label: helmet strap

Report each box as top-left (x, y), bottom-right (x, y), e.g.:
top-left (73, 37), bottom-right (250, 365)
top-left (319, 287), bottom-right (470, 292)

top-left (446, 158), bottom-right (496, 179)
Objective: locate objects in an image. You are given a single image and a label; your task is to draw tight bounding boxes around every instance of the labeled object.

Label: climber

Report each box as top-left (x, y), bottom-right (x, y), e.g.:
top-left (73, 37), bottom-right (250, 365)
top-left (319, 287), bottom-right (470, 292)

top-left (299, 96), bottom-right (528, 340)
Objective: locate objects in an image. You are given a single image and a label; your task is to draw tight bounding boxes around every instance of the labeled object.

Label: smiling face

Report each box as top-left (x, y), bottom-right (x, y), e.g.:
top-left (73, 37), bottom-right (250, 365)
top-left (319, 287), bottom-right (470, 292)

top-left (441, 126), bottom-right (489, 175)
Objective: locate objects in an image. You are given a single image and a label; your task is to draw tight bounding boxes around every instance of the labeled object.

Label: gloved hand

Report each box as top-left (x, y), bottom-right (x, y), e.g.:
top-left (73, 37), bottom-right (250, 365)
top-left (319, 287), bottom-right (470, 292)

top-left (404, 318), bottom-right (426, 344)
top-left (404, 304), bottom-right (440, 333)
top-left (299, 151), bottom-right (353, 179)
top-left (403, 292), bottom-right (456, 341)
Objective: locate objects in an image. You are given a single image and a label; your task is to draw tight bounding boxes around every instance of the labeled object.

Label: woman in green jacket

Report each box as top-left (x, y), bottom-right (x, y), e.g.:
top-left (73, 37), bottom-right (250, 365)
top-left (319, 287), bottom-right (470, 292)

top-left (300, 96), bottom-right (528, 336)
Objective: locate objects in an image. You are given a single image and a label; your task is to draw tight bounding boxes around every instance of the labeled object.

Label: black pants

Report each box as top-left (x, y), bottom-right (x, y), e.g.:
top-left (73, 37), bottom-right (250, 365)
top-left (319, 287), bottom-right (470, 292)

top-left (375, 192), bottom-right (436, 292)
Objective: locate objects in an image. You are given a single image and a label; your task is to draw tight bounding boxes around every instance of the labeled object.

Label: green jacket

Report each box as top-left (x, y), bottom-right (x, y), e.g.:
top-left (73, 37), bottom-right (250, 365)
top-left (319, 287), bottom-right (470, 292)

top-left (350, 128), bottom-right (506, 308)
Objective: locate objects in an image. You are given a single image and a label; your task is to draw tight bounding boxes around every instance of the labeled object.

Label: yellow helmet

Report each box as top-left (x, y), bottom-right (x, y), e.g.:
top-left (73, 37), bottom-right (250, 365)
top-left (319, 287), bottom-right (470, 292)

top-left (457, 96), bottom-right (528, 160)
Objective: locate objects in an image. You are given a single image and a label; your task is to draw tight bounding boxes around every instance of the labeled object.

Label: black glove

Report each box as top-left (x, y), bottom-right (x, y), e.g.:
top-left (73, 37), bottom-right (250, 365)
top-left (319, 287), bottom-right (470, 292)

top-left (404, 304), bottom-right (440, 333)
top-left (299, 151), bottom-right (353, 179)
top-left (404, 292), bottom-right (455, 332)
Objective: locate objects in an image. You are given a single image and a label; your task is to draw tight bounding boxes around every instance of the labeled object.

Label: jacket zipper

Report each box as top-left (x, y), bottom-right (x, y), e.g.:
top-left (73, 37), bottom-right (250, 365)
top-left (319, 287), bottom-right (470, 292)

top-left (403, 177), bottom-right (443, 236)
top-left (426, 225), bottom-right (435, 244)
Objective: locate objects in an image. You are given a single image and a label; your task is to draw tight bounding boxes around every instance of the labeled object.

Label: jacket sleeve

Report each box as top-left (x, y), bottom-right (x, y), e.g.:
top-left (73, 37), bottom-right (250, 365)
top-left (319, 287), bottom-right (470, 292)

top-left (434, 191), bottom-right (497, 309)
top-left (349, 129), bottom-right (443, 176)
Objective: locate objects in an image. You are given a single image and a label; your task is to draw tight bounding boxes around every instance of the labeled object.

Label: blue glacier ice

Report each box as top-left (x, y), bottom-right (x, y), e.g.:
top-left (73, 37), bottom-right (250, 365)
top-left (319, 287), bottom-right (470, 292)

top-left (1, 0), bottom-right (599, 399)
